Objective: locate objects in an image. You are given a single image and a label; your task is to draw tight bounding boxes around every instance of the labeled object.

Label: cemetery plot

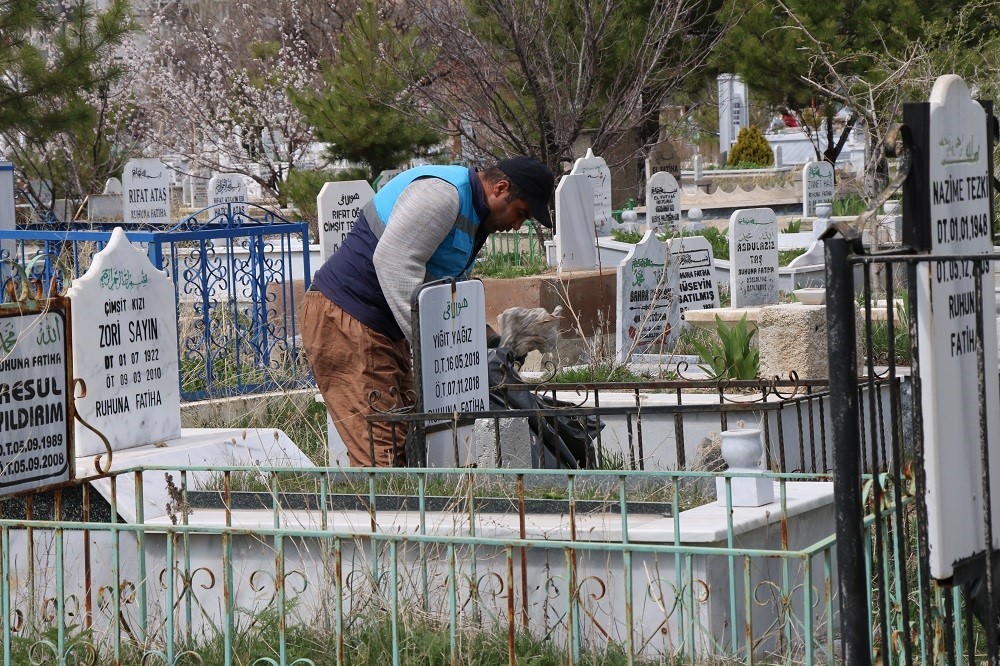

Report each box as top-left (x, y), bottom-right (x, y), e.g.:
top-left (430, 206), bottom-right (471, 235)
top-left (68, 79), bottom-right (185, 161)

top-left (0, 305), bottom-right (72, 494)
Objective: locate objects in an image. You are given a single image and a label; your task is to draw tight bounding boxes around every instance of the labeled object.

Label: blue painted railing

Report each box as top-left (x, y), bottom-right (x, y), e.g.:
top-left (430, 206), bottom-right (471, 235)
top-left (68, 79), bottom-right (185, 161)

top-left (0, 203), bottom-right (313, 400)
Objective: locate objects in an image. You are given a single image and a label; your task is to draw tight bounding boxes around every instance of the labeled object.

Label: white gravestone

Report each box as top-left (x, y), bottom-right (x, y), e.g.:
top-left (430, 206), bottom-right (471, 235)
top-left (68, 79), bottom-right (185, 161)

top-left (915, 75), bottom-right (1000, 580)
top-left (570, 148), bottom-right (614, 235)
top-left (555, 174), bottom-right (598, 273)
top-left (718, 74), bottom-right (749, 154)
top-left (616, 230), bottom-right (680, 362)
top-left (0, 162), bottom-right (14, 259)
top-left (729, 208), bottom-right (779, 307)
top-left (0, 308), bottom-right (72, 495)
top-left (317, 180), bottom-right (375, 262)
top-left (374, 169), bottom-right (400, 192)
top-left (645, 171), bottom-right (681, 233)
top-left (668, 235), bottom-right (719, 317)
top-left (646, 140), bottom-right (681, 182)
top-left (208, 173), bottom-right (249, 223)
top-left (417, 280), bottom-right (489, 467)
top-left (802, 161), bottom-right (835, 217)
top-left (67, 227), bottom-right (181, 457)
top-left (103, 177), bottom-right (122, 195)
top-left (122, 158), bottom-right (171, 226)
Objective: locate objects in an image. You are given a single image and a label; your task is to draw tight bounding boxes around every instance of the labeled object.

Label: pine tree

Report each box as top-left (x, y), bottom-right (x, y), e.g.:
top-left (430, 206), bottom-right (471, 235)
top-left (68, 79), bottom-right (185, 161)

top-left (292, 1), bottom-right (442, 179)
top-left (0, 0), bottom-right (134, 138)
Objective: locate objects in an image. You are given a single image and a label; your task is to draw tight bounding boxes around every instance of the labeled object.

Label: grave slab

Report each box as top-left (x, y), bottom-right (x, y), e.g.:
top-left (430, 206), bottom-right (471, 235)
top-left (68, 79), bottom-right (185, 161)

top-left (80, 427), bottom-right (316, 523)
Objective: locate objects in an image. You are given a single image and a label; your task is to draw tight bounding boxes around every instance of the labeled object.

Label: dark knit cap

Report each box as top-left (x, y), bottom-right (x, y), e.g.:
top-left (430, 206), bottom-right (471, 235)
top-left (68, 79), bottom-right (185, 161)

top-left (498, 156), bottom-right (555, 227)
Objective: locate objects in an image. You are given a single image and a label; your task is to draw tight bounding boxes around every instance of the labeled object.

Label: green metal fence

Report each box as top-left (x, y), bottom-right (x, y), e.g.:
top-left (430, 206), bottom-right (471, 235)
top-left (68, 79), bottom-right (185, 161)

top-left (0, 465), bottom-right (837, 665)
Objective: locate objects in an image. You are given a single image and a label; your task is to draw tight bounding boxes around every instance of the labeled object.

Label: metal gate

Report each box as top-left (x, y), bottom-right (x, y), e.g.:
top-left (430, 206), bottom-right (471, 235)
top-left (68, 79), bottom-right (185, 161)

top-left (826, 80), bottom-right (1000, 665)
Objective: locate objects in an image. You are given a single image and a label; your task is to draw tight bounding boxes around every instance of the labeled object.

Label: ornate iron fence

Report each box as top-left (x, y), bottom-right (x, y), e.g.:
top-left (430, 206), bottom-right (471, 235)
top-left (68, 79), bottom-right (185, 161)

top-left (0, 204), bottom-right (312, 400)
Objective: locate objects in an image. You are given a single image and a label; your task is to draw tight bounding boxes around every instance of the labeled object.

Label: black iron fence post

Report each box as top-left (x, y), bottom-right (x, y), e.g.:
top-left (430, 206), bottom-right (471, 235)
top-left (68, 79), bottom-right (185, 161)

top-left (824, 231), bottom-right (872, 666)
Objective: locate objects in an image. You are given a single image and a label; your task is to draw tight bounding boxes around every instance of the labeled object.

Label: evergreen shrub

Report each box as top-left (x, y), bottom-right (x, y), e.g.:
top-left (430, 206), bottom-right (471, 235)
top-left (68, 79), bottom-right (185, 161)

top-left (727, 126), bottom-right (774, 168)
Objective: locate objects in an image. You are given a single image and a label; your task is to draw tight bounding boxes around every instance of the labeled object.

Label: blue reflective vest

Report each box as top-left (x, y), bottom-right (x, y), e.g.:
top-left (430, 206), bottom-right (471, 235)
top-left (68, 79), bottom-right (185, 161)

top-left (366, 165), bottom-right (482, 279)
top-left (311, 166), bottom-right (483, 340)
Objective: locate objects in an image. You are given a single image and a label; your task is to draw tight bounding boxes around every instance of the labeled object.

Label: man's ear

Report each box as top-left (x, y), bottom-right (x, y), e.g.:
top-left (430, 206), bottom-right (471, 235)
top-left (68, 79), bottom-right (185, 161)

top-left (492, 179), bottom-right (510, 197)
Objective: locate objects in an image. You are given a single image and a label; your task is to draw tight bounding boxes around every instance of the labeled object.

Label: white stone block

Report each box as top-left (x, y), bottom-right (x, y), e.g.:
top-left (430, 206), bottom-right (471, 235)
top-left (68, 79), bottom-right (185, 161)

top-left (475, 416), bottom-right (533, 468)
top-left (716, 475), bottom-right (775, 507)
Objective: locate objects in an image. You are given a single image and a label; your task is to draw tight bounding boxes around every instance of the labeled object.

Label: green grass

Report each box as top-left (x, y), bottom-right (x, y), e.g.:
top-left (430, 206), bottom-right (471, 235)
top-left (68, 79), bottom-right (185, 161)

top-left (547, 363), bottom-right (655, 383)
top-left (832, 194), bottom-right (867, 217)
top-left (111, 611), bottom-right (666, 665)
top-left (474, 252), bottom-right (549, 278)
top-left (778, 248), bottom-right (806, 266)
top-left (782, 219), bottom-right (803, 233)
top-left (611, 228), bottom-right (645, 244)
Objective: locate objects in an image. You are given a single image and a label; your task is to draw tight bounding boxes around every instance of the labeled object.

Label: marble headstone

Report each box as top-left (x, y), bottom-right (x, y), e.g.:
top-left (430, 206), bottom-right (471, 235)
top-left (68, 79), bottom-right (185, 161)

top-left (417, 279), bottom-right (489, 467)
top-left (646, 139), bottom-right (681, 182)
top-left (0, 162), bottom-right (13, 259)
top-left (87, 194), bottom-right (123, 222)
top-left (554, 174), bottom-right (598, 273)
top-left (729, 208), bottom-right (779, 307)
top-left (645, 171), bottom-right (681, 233)
top-left (103, 177), bottom-right (123, 195)
top-left (0, 307), bottom-right (72, 495)
top-left (668, 235), bottom-right (719, 316)
top-left (802, 161), bottom-right (835, 217)
top-left (208, 173), bottom-right (249, 223)
top-left (66, 227), bottom-right (181, 457)
top-left (317, 180), bottom-right (375, 261)
top-left (123, 158), bottom-right (171, 225)
top-left (914, 74), bottom-right (1000, 580)
top-left (569, 148), bottom-right (614, 235)
top-left (718, 74), bottom-right (749, 154)
top-left (374, 169), bottom-right (401, 192)
top-left (616, 230), bottom-right (680, 361)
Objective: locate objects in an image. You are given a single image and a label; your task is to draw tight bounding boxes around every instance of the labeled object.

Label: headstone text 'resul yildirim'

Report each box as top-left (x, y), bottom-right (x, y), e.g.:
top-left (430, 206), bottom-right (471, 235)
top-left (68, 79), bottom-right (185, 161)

top-left (0, 307), bottom-right (72, 495)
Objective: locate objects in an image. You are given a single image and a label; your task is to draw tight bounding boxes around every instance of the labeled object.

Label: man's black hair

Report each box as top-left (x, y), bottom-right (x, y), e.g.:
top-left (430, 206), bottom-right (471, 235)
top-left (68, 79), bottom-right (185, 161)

top-left (481, 165), bottom-right (530, 203)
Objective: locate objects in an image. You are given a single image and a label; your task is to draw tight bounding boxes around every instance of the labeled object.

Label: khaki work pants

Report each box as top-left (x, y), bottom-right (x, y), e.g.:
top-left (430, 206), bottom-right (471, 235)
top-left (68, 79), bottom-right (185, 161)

top-left (301, 291), bottom-right (413, 466)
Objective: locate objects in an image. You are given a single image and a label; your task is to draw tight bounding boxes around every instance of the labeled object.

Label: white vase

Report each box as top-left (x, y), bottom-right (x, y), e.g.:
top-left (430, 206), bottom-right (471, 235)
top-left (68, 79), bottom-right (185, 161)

top-left (719, 428), bottom-right (763, 470)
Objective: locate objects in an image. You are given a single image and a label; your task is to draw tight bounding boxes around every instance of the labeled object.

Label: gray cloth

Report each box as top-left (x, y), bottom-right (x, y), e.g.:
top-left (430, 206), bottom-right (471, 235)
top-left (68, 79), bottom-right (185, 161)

top-left (373, 178), bottom-right (461, 340)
